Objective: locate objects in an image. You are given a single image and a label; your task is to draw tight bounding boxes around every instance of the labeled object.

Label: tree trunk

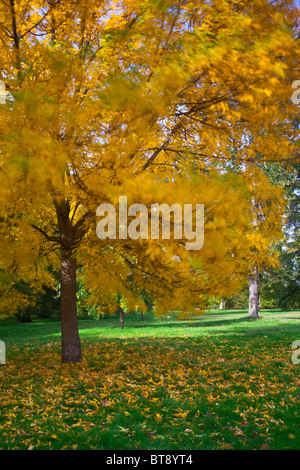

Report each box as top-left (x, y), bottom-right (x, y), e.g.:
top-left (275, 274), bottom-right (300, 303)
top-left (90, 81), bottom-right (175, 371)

top-left (249, 266), bottom-right (259, 317)
top-left (119, 307), bottom-right (125, 330)
top-left (60, 247), bottom-right (82, 363)
top-left (219, 300), bottom-right (224, 309)
top-left (18, 307), bottom-right (32, 323)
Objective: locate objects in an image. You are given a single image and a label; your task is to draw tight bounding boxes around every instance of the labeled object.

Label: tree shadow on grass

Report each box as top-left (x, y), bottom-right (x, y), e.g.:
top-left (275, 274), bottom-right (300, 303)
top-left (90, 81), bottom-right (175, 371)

top-left (101, 315), bottom-right (259, 331)
top-left (91, 322), bottom-right (299, 349)
top-left (2, 310), bottom-right (298, 348)
top-left (75, 312), bottom-right (295, 336)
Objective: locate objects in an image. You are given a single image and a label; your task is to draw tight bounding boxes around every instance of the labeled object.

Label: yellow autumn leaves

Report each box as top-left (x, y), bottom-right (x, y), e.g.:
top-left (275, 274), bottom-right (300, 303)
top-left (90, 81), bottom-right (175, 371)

top-left (1, 321), bottom-right (299, 450)
top-left (0, 0), bottom-right (298, 318)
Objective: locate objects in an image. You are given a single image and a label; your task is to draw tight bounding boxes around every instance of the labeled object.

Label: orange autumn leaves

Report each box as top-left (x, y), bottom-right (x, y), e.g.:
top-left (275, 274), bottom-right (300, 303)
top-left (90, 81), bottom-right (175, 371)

top-left (0, 330), bottom-right (299, 450)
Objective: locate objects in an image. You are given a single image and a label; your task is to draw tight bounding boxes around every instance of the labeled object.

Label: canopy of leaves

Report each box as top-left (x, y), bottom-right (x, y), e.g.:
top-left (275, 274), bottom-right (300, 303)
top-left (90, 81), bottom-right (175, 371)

top-left (0, 0), bottom-right (299, 316)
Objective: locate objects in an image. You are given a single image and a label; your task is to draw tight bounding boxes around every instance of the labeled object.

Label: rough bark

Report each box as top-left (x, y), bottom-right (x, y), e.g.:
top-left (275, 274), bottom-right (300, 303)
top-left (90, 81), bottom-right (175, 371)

top-left (60, 246), bottom-right (82, 363)
top-left (55, 196), bottom-right (83, 364)
top-left (249, 266), bottom-right (260, 317)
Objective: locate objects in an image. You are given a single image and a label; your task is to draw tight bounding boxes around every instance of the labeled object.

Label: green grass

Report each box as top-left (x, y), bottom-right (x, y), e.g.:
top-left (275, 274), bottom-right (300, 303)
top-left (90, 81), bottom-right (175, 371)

top-left (0, 309), bottom-right (299, 450)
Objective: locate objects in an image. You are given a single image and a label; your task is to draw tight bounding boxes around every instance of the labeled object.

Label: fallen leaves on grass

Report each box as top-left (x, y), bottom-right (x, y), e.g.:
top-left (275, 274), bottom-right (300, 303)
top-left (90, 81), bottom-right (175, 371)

top-left (0, 337), bottom-right (298, 450)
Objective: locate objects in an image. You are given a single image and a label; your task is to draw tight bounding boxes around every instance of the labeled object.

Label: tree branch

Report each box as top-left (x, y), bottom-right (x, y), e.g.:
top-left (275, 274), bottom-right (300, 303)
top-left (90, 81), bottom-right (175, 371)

top-left (31, 224), bottom-right (61, 244)
top-left (73, 210), bottom-right (93, 241)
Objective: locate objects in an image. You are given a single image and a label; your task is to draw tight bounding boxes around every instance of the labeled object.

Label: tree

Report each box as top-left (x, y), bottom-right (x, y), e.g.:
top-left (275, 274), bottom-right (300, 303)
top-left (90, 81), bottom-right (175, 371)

top-left (257, 160), bottom-right (300, 310)
top-left (248, 265), bottom-right (260, 317)
top-left (0, 0), bottom-right (299, 362)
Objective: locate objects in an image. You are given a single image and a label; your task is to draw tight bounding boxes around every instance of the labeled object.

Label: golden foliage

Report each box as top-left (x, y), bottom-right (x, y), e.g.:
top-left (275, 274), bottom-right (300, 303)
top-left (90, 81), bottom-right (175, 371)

top-left (0, 0), bottom-right (298, 315)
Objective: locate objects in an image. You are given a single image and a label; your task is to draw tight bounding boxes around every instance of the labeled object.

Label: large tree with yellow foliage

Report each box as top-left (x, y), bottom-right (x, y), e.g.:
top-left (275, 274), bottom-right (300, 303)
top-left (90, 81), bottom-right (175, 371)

top-left (0, 0), bottom-right (298, 362)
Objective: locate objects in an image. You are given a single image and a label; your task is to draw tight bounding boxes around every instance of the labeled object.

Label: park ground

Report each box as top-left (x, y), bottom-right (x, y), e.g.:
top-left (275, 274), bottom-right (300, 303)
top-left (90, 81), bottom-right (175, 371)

top-left (0, 309), bottom-right (299, 450)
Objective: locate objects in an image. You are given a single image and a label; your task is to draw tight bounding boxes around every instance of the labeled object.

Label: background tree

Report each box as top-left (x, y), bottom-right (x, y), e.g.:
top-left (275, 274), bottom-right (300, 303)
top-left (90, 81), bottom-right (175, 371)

top-left (258, 160), bottom-right (300, 310)
top-left (224, 158), bottom-right (300, 311)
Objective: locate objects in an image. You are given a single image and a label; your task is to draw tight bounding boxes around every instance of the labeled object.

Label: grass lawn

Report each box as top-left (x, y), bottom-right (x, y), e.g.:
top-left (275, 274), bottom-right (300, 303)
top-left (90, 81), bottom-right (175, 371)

top-left (0, 309), bottom-right (299, 450)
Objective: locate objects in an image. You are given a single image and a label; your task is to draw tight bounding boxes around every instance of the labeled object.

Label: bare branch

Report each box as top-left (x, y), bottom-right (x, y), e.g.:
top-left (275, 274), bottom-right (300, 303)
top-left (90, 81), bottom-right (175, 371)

top-left (31, 224), bottom-right (61, 244)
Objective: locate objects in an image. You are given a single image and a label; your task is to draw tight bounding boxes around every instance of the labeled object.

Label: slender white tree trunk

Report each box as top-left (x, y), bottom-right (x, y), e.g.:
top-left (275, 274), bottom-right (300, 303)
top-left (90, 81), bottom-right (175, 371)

top-left (249, 266), bottom-right (259, 317)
